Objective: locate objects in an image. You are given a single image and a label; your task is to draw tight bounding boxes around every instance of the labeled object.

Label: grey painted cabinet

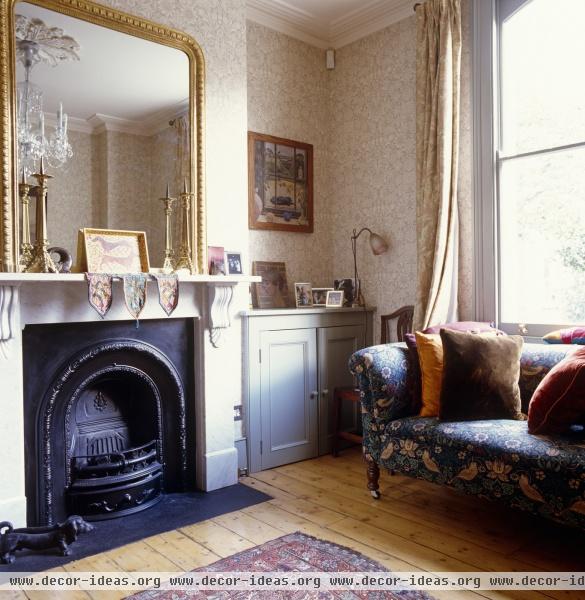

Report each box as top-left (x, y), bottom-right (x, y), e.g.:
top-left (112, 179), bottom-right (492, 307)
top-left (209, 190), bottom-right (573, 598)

top-left (243, 308), bottom-right (373, 472)
top-left (259, 328), bottom-right (318, 469)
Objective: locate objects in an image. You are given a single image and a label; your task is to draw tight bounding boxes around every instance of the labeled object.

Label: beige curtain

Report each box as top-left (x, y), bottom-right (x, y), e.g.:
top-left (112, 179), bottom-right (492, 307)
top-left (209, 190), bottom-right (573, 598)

top-left (414, 0), bottom-right (462, 331)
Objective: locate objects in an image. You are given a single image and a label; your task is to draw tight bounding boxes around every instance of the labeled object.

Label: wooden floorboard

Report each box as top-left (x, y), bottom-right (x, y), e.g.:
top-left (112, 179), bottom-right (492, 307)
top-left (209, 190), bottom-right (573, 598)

top-left (17, 446), bottom-right (584, 600)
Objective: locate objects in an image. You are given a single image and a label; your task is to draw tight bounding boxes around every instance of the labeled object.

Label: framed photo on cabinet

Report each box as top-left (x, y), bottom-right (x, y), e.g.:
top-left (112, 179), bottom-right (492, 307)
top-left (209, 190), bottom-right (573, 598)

top-left (252, 261), bottom-right (292, 308)
top-left (325, 290), bottom-right (344, 308)
top-left (294, 283), bottom-right (313, 308)
top-left (312, 287), bottom-right (333, 306)
top-left (248, 131), bottom-right (313, 233)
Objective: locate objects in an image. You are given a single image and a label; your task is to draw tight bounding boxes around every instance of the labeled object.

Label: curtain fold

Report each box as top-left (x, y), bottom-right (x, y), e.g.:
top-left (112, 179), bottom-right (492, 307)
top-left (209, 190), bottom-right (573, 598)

top-left (414, 0), bottom-right (462, 331)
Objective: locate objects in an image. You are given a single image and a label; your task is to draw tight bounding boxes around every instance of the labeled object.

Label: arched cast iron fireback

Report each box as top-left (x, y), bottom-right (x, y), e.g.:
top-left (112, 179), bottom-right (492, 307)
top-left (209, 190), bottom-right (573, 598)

top-left (38, 340), bottom-right (187, 525)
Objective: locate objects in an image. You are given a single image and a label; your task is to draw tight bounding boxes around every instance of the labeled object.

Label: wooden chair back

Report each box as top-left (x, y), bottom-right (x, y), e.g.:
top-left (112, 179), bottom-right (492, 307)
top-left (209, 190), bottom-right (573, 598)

top-left (380, 305), bottom-right (414, 344)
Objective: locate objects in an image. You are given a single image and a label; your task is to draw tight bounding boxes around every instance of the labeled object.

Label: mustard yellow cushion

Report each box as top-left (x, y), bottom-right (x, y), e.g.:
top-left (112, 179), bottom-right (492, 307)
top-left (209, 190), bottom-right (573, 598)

top-left (415, 332), bottom-right (443, 417)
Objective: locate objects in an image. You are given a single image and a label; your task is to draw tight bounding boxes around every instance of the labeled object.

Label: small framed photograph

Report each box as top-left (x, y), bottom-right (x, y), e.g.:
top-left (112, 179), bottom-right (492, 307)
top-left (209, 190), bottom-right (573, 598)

top-left (334, 278), bottom-right (359, 306)
top-left (312, 287), bottom-right (333, 306)
top-left (225, 251), bottom-right (243, 275)
top-left (294, 283), bottom-right (313, 308)
top-left (252, 261), bottom-right (291, 308)
top-left (77, 228), bottom-right (150, 273)
top-left (326, 290), bottom-right (344, 308)
top-left (208, 246), bottom-right (226, 275)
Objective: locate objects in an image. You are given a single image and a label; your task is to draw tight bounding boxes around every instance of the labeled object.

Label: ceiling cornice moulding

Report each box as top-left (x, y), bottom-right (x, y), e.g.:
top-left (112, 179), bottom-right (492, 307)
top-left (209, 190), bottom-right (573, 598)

top-left (246, 0), bottom-right (414, 49)
top-left (246, 0), bottom-right (330, 48)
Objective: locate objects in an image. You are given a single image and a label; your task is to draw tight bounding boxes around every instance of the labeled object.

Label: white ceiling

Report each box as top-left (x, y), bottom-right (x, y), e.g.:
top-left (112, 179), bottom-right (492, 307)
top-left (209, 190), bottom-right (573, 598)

top-left (246, 0), bottom-right (415, 48)
top-left (15, 2), bottom-right (189, 132)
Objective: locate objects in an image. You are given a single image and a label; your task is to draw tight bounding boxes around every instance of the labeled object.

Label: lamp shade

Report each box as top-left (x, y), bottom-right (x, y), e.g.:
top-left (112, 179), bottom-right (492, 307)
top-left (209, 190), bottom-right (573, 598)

top-left (369, 231), bottom-right (388, 255)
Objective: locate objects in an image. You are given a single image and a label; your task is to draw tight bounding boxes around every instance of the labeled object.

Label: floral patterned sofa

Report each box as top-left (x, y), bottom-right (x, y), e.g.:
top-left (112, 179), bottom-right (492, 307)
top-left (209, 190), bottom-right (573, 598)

top-left (349, 342), bottom-right (585, 530)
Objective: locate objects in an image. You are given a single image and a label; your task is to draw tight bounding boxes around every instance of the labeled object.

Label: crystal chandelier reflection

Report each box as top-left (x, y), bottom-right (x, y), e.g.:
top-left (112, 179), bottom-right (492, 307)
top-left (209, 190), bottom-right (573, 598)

top-left (15, 14), bottom-right (80, 176)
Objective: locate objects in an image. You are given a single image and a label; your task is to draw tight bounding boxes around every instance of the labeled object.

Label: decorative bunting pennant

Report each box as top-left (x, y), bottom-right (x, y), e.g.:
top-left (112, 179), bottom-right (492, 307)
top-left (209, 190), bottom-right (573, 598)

top-left (123, 274), bottom-right (148, 320)
top-left (85, 273), bottom-right (113, 318)
top-left (153, 274), bottom-right (179, 317)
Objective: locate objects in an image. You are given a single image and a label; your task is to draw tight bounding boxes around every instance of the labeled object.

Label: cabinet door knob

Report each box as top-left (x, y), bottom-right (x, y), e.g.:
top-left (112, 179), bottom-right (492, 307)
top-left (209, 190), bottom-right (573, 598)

top-left (310, 391), bottom-right (319, 399)
top-left (321, 389), bottom-right (329, 396)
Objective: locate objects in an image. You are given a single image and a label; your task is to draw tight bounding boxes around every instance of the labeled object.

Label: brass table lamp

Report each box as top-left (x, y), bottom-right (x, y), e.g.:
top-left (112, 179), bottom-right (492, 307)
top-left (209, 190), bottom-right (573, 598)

top-left (351, 227), bottom-right (389, 306)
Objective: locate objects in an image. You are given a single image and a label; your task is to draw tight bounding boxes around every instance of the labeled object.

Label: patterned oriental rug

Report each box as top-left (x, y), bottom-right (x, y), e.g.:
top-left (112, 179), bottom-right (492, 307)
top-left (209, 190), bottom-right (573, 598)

top-left (129, 532), bottom-right (435, 599)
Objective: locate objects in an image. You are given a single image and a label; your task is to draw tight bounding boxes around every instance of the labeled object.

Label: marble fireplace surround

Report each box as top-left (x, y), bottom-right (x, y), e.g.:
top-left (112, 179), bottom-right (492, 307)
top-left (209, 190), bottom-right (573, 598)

top-left (0, 272), bottom-right (258, 527)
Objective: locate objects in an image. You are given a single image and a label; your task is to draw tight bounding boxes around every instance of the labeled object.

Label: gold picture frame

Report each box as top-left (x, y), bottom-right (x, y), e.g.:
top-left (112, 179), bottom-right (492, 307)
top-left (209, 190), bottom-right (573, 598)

top-left (76, 228), bottom-right (150, 273)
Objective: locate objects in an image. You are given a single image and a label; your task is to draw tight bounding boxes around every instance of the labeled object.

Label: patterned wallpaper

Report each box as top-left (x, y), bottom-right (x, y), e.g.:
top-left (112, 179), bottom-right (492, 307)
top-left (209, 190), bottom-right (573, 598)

top-left (328, 18), bottom-right (418, 343)
top-left (247, 21), bottom-right (333, 292)
top-left (39, 128), bottom-right (174, 269)
top-left (45, 130), bottom-right (94, 256)
top-left (247, 2), bottom-right (473, 339)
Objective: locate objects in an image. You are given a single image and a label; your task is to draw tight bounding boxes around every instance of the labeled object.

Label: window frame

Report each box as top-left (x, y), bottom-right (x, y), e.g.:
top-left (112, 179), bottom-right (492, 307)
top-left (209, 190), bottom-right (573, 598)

top-left (473, 0), bottom-right (582, 338)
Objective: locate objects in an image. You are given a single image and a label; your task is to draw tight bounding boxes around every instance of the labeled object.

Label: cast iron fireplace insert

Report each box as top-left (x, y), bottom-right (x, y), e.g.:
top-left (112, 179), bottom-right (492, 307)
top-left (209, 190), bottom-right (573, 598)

top-left (22, 318), bottom-right (196, 526)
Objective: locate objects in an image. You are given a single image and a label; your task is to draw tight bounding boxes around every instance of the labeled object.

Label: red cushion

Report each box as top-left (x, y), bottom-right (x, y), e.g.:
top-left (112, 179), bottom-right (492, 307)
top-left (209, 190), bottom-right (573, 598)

top-left (528, 347), bottom-right (585, 434)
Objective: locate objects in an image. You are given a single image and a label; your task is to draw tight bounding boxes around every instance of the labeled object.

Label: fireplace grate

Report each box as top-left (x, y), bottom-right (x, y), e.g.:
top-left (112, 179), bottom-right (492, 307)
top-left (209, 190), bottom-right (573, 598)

top-left (68, 440), bottom-right (163, 520)
top-left (72, 440), bottom-right (159, 479)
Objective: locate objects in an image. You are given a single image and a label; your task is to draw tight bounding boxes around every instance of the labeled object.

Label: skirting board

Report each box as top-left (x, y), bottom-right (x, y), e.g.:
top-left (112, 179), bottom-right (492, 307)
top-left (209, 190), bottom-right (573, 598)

top-left (0, 495), bottom-right (27, 528)
top-left (202, 447), bottom-right (239, 490)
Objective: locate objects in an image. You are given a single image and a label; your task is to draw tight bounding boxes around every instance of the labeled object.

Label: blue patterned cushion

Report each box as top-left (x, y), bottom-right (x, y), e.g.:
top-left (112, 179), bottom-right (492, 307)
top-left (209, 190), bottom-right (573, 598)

top-left (520, 344), bottom-right (574, 412)
top-left (377, 417), bottom-right (585, 529)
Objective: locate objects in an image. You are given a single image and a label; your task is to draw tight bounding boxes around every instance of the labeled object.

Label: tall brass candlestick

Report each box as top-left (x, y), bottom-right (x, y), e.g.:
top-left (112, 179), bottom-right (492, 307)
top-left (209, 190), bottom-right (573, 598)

top-left (174, 178), bottom-right (194, 272)
top-left (19, 169), bottom-right (34, 270)
top-left (160, 183), bottom-right (176, 273)
top-left (26, 158), bottom-right (58, 273)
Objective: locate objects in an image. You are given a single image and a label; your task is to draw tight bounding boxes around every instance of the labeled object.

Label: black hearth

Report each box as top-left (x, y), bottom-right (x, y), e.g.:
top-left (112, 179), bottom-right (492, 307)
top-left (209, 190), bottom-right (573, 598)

top-left (22, 319), bottom-right (195, 526)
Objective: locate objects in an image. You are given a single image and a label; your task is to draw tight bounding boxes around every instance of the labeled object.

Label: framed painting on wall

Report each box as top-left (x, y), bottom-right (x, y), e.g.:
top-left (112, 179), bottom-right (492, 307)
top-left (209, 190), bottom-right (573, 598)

top-left (248, 132), bottom-right (313, 233)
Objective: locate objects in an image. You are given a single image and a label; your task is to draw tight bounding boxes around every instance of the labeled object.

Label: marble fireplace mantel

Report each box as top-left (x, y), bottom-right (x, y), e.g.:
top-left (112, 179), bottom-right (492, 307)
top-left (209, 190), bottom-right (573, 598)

top-left (0, 272), bottom-right (259, 527)
top-left (0, 273), bottom-right (259, 348)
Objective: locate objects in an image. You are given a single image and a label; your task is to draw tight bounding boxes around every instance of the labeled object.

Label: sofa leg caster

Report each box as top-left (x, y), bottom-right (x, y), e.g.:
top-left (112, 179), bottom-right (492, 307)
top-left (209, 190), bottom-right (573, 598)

top-left (366, 461), bottom-right (380, 499)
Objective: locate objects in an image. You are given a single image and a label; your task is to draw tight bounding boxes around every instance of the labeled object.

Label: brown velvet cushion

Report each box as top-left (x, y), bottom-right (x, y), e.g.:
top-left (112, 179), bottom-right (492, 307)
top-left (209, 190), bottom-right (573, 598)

top-left (439, 329), bottom-right (525, 421)
top-left (528, 347), bottom-right (585, 434)
top-left (404, 323), bottom-right (505, 415)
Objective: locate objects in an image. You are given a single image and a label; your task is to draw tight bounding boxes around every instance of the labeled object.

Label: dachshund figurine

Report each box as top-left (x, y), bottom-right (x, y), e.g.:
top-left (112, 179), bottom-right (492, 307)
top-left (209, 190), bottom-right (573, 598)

top-left (0, 515), bottom-right (94, 564)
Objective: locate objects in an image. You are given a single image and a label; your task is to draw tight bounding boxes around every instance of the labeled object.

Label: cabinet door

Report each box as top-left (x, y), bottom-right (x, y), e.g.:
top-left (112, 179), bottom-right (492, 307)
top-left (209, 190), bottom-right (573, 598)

top-left (259, 328), bottom-right (318, 470)
top-left (318, 325), bottom-right (364, 455)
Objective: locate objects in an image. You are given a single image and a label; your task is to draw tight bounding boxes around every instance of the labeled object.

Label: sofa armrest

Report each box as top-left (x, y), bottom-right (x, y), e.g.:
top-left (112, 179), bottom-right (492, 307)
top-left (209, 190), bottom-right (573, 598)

top-left (349, 343), bottom-right (416, 423)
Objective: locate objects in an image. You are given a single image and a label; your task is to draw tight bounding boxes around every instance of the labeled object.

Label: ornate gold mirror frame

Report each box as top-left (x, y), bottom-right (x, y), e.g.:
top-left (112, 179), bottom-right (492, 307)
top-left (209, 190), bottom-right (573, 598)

top-left (0, 0), bottom-right (206, 273)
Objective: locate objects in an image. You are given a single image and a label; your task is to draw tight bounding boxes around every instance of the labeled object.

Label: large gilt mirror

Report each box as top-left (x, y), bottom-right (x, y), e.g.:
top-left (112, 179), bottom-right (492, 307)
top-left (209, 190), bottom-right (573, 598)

top-left (0, 0), bottom-right (205, 273)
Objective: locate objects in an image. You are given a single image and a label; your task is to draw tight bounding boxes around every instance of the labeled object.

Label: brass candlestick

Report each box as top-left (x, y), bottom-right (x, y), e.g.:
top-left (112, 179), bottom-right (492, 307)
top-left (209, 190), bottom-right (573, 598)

top-left (174, 178), bottom-right (194, 272)
top-left (18, 169), bottom-right (34, 270)
top-left (26, 158), bottom-right (58, 273)
top-left (160, 183), bottom-right (176, 273)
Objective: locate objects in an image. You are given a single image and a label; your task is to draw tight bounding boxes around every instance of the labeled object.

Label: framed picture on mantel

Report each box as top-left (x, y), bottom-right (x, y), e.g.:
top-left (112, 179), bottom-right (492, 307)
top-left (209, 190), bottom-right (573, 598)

top-left (248, 131), bottom-right (313, 233)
